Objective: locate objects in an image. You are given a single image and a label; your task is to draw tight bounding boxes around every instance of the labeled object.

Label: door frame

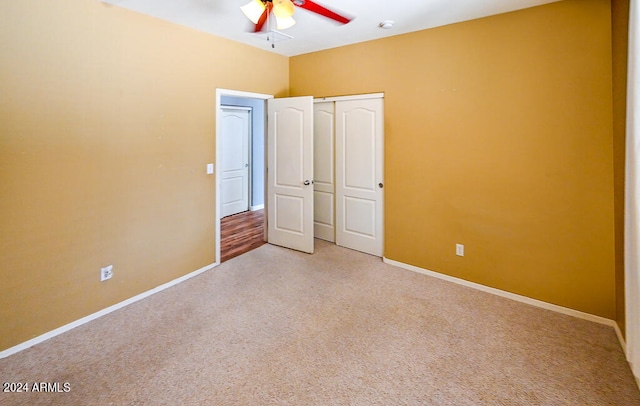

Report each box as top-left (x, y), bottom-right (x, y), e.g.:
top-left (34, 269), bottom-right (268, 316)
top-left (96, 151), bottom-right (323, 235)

top-left (215, 88), bottom-right (273, 265)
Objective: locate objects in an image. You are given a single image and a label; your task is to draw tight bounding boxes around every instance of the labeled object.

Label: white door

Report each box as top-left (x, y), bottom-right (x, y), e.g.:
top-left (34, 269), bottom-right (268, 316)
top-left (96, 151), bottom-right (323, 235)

top-left (267, 96), bottom-right (314, 254)
top-left (336, 98), bottom-right (384, 256)
top-left (313, 102), bottom-right (335, 242)
top-left (220, 107), bottom-right (251, 217)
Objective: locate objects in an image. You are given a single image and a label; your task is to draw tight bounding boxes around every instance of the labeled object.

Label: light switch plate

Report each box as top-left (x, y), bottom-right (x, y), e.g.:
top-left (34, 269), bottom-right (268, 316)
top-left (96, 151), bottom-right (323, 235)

top-left (206, 163), bottom-right (214, 174)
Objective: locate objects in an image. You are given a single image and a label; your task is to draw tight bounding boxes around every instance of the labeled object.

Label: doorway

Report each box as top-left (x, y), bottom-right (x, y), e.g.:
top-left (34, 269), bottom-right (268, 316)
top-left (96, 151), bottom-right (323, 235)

top-left (216, 89), bottom-right (273, 264)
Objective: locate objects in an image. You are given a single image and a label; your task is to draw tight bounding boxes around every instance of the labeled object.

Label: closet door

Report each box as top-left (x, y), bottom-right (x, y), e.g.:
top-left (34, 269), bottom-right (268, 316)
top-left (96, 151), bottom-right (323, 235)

top-left (335, 98), bottom-right (384, 256)
top-left (313, 102), bottom-right (335, 242)
top-left (267, 96), bottom-right (315, 254)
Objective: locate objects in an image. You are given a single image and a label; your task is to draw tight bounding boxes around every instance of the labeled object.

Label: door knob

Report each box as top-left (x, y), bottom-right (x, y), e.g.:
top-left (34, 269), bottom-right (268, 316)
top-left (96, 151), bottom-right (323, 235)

top-left (303, 180), bottom-right (311, 186)
top-left (378, 183), bottom-right (384, 188)
top-left (245, 163), bottom-right (249, 168)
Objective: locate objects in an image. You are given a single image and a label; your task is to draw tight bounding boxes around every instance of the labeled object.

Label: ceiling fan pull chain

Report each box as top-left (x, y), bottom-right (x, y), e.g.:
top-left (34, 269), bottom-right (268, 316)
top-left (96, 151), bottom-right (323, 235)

top-left (267, 7), bottom-right (275, 48)
top-left (266, 34), bottom-right (275, 49)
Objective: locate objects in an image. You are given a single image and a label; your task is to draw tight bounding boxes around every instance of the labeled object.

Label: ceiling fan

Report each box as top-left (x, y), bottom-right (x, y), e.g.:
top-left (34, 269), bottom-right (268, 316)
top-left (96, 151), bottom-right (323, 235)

top-left (240, 0), bottom-right (352, 33)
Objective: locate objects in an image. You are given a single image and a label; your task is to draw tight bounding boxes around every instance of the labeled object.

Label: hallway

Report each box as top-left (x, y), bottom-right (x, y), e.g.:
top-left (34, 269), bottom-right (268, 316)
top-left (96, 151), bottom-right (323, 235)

top-left (220, 209), bottom-right (265, 262)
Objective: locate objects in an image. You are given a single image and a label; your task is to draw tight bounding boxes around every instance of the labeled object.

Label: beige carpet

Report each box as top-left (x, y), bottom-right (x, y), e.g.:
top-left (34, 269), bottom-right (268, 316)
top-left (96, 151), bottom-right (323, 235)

top-left (2, 240), bottom-right (639, 405)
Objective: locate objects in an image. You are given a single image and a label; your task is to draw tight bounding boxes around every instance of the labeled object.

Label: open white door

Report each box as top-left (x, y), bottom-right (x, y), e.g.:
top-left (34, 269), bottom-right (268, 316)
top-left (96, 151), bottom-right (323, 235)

top-left (267, 96), bottom-right (314, 254)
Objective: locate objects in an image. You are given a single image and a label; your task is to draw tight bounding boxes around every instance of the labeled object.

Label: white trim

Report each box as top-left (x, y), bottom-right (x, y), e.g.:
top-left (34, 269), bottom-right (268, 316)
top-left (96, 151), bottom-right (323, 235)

top-left (217, 89), bottom-right (273, 100)
top-left (216, 88), bottom-right (273, 264)
top-left (0, 262), bottom-right (218, 360)
top-left (250, 204), bottom-right (264, 211)
top-left (383, 257), bottom-right (617, 328)
top-left (626, 0), bottom-right (640, 384)
top-left (220, 105), bottom-right (252, 112)
top-left (314, 92), bottom-right (384, 103)
top-left (615, 322), bottom-right (627, 352)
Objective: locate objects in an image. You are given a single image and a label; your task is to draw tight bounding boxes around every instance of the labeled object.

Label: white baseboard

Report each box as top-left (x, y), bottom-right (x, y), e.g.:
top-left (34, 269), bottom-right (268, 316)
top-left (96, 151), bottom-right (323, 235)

top-left (612, 325), bottom-right (636, 387)
top-left (250, 204), bottom-right (264, 211)
top-left (314, 224), bottom-right (335, 243)
top-left (384, 258), bottom-right (636, 363)
top-left (383, 257), bottom-right (618, 329)
top-left (0, 262), bottom-right (218, 359)
top-left (614, 322), bottom-right (626, 351)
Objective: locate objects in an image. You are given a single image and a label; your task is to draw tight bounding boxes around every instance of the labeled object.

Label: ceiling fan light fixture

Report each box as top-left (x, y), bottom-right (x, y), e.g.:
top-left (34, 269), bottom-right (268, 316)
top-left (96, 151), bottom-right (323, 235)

top-left (273, 0), bottom-right (295, 19)
top-left (241, 0), bottom-right (266, 24)
top-left (275, 15), bottom-right (296, 30)
top-left (242, 0), bottom-right (350, 36)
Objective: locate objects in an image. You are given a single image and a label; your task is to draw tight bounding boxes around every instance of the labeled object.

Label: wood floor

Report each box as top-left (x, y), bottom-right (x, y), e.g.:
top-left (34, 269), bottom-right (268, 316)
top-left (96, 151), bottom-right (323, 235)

top-left (220, 209), bottom-right (265, 262)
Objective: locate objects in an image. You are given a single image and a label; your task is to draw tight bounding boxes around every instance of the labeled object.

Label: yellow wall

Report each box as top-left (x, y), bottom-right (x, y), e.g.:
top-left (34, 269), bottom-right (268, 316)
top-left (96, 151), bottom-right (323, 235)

top-left (612, 0), bottom-right (630, 336)
top-left (0, 0), bottom-right (288, 350)
top-left (291, 0), bottom-right (616, 318)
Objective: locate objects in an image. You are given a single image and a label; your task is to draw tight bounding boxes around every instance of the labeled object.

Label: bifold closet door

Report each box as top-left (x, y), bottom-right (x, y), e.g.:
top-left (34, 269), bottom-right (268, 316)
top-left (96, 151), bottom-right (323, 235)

top-left (335, 98), bottom-right (384, 256)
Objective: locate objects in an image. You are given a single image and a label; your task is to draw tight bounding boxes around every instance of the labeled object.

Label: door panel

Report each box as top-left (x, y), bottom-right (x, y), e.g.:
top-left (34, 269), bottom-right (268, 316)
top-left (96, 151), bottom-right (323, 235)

top-left (344, 197), bottom-right (376, 236)
top-left (275, 108), bottom-right (304, 188)
top-left (274, 195), bottom-right (304, 232)
top-left (267, 97), bottom-right (314, 254)
top-left (313, 102), bottom-right (335, 242)
top-left (336, 98), bottom-right (384, 256)
top-left (221, 108), bottom-right (250, 217)
top-left (344, 113), bottom-right (375, 190)
top-left (314, 190), bottom-right (334, 241)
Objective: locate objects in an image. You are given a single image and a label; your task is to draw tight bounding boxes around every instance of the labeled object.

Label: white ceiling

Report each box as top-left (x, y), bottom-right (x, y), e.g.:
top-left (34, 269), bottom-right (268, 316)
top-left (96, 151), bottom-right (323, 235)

top-left (101, 0), bottom-right (563, 57)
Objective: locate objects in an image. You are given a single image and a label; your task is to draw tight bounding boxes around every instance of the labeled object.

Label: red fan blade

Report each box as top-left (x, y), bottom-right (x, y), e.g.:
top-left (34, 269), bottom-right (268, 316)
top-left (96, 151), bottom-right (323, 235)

top-left (293, 0), bottom-right (351, 24)
top-left (254, 2), bottom-right (273, 32)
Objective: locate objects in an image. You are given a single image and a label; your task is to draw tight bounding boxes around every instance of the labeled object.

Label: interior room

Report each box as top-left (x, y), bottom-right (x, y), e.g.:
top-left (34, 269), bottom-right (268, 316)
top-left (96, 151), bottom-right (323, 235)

top-left (1, 0), bottom-right (639, 403)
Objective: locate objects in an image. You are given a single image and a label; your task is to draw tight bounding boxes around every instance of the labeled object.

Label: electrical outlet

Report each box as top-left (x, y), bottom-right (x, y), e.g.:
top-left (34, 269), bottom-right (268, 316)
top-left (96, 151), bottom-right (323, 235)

top-left (456, 244), bottom-right (464, 257)
top-left (101, 265), bottom-right (113, 282)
